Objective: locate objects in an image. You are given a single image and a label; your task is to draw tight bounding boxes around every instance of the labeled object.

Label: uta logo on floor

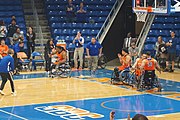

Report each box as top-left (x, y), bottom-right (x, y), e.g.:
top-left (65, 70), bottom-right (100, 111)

top-left (34, 105), bottom-right (104, 120)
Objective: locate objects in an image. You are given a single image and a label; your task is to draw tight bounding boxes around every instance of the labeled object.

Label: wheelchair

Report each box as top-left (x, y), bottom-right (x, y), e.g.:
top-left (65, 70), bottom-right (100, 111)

top-left (110, 67), bottom-right (137, 87)
top-left (137, 70), bottom-right (162, 92)
top-left (49, 62), bottom-right (71, 78)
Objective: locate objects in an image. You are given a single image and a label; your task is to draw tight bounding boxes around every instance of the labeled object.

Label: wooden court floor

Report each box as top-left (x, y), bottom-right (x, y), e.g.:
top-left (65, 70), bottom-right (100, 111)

top-left (0, 68), bottom-right (180, 120)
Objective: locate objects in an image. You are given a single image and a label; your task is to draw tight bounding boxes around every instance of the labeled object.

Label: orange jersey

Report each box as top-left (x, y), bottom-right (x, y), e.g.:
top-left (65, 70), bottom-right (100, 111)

top-left (0, 45), bottom-right (8, 57)
top-left (119, 55), bottom-right (131, 70)
top-left (54, 51), bottom-right (66, 64)
top-left (144, 58), bottom-right (156, 71)
top-left (135, 59), bottom-right (143, 76)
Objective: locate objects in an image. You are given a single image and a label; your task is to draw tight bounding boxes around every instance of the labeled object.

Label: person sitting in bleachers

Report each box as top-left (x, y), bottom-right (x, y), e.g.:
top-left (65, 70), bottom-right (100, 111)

top-left (7, 19), bottom-right (19, 45)
top-left (65, 0), bottom-right (76, 23)
top-left (13, 40), bottom-right (25, 74)
top-left (76, 2), bottom-right (87, 23)
top-left (0, 39), bottom-right (8, 57)
top-left (13, 27), bottom-right (24, 45)
top-left (0, 20), bottom-right (7, 42)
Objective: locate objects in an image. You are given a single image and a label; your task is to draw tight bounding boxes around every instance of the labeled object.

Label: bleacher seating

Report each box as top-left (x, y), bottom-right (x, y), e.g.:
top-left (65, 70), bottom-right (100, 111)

top-left (144, 13), bottom-right (180, 57)
top-left (0, 0), bottom-right (26, 48)
top-left (44, 0), bottom-right (116, 50)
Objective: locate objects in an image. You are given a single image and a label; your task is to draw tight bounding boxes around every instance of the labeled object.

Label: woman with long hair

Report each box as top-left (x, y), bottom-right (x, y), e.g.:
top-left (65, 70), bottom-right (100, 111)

top-left (44, 38), bottom-right (55, 72)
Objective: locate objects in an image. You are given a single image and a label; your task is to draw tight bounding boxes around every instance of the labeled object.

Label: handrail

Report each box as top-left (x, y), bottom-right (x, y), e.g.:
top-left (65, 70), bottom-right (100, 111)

top-left (96, 0), bottom-right (124, 44)
top-left (31, 0), bottom-right (44, 48)
top-left (136, 14), bottom-right (155, 56)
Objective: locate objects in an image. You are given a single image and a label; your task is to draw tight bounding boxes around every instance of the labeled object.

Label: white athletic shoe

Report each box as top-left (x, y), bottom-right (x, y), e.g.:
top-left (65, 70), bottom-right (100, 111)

top-left (11, 91), bottom-right (17, 96)
top-left (0, 90), bottom-right (5, 95)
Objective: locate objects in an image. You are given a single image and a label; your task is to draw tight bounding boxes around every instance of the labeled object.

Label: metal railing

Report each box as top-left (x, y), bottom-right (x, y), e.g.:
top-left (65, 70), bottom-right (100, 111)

top-left (136, 14), bottom-right (155, 56)
top-left (31, 0), bottom-right (44, 48)
top-left (96, 0), bottom-right (125, 44)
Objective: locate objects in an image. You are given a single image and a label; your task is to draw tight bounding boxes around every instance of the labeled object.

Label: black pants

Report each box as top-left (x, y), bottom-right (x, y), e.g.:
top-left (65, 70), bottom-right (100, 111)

top-left (45, 57), bottom-right (51, 71)
top-left (27, 42), bottom-right (35, 59)
top-left (0, 72), bottom-right (15, 92)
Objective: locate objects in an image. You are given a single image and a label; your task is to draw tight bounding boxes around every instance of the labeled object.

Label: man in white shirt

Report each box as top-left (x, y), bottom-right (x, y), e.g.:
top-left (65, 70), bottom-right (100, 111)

top-left (123, 32), bottom-right (132, 49)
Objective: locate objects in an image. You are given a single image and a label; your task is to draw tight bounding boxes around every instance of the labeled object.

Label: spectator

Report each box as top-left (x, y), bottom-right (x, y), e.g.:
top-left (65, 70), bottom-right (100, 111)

top-left (165, 31), bottom-right (178, 72)
top-left (7, 15), bottom-right (16, 24)
top-left (76, 2), bottom-right (87, 23)
top-left (154, 36), bottom-right (165, 58)
top-left (13, 27), bottom-right (24, 45)
top-left (0, 20), bottom-right (7, 42)
top-left (0, 39), bottom-right (8, 57)
top-left (7, 19), bottom-right (19, 45)
top-left (65, 0), bottom-right (76, 23)
top-left (44, 39), bottom-right (55, 72)
top-left (86, 37), bottom-right (102, 76)
top-left (123, 32), bottom-right (133, 49)
top-left (73, 31), bottom-right (84, 70)
top-left (27, 26), bottom-right (36, 59)
top-left (13, 40), bottom-right (24, 74)
top-left (128, 42), bottom-right (138, 65)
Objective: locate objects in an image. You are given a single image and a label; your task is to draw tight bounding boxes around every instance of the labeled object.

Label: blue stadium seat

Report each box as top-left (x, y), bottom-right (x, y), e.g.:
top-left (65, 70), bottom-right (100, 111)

top-left (162, 23), bottom-right (174, 30)
top-left (145, 37), bottom-right (156, 44)
top-left (148, 30), bottom-right (159, 37)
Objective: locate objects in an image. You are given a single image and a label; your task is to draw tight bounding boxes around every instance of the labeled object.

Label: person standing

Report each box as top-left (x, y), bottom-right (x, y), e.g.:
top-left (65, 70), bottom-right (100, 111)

top-left (165, 31), bottom-right (178, 72)
top-left (76, 2), bottom-right (87, 23)
top-left (0, 49), bottom-right (16, 96)
top-left (44, 39), bottom-right (55, 72)
top-left (123, 32), bottom-right (132, 49)
top-left (86, 37), bottom-right (102, 76)
top-left (73, 31), bottom-right (84, 70)
top-left (27, 26), bottom-right (36, 59)
top-left (128, 42), bottom-right (138, 65)
top-left (65, 0), bottom-right (76, 22)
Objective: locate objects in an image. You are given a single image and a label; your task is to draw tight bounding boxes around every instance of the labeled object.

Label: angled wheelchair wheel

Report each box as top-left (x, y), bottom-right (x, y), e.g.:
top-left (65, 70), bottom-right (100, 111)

top-left (110, 70), bottom-right (120, 84)
top-left (153, 76), bottom-right (162, 92)
top-left (98, 55), bottom-right (107, 69)
top-left (119, 70), bottom-right (136, 86)
top-left (58, 63), bottom-right (71, 78)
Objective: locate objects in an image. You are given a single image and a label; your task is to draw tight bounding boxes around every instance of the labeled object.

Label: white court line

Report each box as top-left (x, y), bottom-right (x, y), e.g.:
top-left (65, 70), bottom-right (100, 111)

top-left (0, 109), bottom-right (28, 120)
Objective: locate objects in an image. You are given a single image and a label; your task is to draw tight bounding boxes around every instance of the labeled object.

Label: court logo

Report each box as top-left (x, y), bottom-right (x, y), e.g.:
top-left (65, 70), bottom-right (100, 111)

top-left (34, 105), bottom-right (104, 120)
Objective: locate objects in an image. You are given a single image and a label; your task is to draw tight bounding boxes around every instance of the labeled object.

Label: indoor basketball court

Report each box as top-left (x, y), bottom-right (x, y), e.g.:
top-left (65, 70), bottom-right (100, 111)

top-left (0, 0), bottom-right (180, 120)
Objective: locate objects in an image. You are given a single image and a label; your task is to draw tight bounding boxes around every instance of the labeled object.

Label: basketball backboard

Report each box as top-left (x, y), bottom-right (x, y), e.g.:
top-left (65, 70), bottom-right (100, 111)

top-left (132, 0), bottom-right (180, 14)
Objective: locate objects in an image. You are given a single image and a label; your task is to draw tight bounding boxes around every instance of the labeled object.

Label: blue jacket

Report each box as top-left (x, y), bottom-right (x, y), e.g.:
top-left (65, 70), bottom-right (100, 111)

top-left (13, 43), bottom-right (24, 53)
top-left (0, 55), bottom-right (14, 73)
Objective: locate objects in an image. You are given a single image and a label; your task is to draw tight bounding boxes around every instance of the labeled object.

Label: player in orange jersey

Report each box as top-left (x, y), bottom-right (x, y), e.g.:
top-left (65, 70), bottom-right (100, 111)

top-left (0, 39), bottom-right (8, 57)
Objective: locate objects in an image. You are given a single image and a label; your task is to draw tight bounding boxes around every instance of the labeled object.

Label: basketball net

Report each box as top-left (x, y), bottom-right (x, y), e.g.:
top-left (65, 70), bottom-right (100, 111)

top-left (135, 12), bottom-right (147, 22)
top-left (133, 7), bottom-right (152, 22)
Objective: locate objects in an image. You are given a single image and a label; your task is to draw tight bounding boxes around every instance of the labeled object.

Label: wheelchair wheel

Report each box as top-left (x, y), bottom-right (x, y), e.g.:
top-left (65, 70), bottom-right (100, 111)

top-left (119, 70), bottom-right (137, 86)
top-left (98, 55), bottom-right (107, 69)
top-left (58, 63), bottom-right (71, 78)
top-left (153, 76), bottom-right (162, 92)
top-left (110, 71), bottom-right (119, 84)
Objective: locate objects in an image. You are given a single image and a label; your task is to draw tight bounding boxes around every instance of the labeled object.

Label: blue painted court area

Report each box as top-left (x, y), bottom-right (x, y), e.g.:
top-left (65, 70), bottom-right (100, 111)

top-left (0, 94), bottom-right (179, 120)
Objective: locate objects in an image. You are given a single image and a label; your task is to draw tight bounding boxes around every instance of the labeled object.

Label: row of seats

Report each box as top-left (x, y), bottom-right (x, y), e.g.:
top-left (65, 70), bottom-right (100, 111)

top-left (145, 36), bottom-right (180, 44)
top-left (48, 10), bottom-right (110, 17)
top-left (148, 30), bottom-right (180, 37)
top-left (154, 16), bottom-right (180, 23)
top-left (45, 0), bottom-right (116, 5)
top-left (49, 16), bottom-right (107, 23)
top-left (51, 23), bottom-right (103, 29)
top-left (151, 23), bottom-right (180, 30)
top-left (46, 5), bottom-right (112, 11)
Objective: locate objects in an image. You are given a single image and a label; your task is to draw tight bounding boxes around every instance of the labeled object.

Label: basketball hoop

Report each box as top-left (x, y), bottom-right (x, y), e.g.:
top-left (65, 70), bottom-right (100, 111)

top-left (133, 7), bottom-right (152, 22)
